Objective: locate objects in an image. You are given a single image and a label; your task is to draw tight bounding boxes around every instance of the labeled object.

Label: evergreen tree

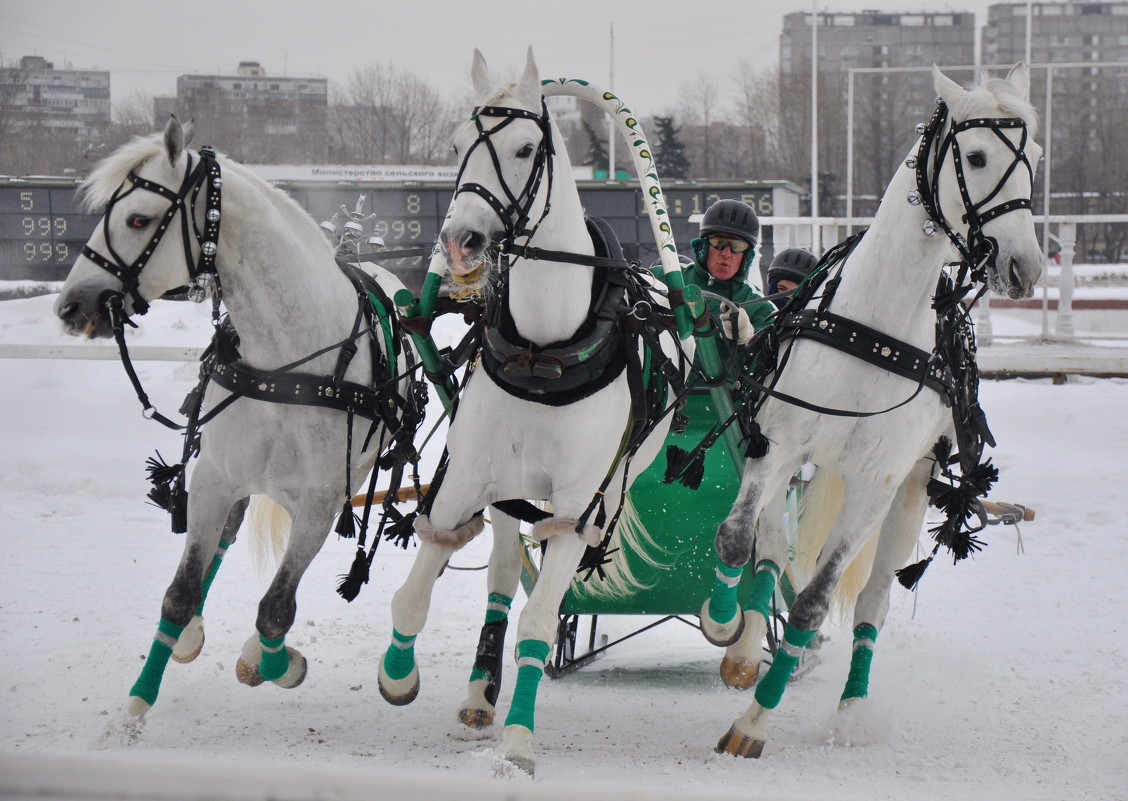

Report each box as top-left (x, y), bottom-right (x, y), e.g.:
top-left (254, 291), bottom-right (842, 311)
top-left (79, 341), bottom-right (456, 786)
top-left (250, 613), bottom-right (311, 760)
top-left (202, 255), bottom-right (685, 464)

top-left (652, 116), bottom-right (691, 179)
top-left (582, 119), bottom-right (608, 169)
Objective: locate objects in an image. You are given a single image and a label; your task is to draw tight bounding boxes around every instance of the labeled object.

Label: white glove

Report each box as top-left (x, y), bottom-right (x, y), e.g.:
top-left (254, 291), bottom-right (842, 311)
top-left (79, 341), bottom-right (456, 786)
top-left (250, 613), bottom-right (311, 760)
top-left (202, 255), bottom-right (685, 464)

top-left (721, 306), bottom-right (755, 345)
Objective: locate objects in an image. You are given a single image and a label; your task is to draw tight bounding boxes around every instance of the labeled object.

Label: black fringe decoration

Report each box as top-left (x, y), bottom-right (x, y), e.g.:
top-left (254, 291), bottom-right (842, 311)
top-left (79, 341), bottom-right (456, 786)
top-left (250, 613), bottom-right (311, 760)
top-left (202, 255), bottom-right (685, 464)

top-left (742, 424), bottom-right (770, 459)
top-left (334, 501), bottom-right (360, 539)
top-left (895, 547), bottom-right (937, 590)
top-left (146, 482), bottom-right (173, 512)
top-left (145, 451), bottom-right (183, 485)
top-left (663, 445), bottom-right (705, 489)
top-left (384, 512), bottom-right (416, 549)
top-left (336, 547), bottom-right (370, 602)
top-left (212, 322), bottom-right (241, 365)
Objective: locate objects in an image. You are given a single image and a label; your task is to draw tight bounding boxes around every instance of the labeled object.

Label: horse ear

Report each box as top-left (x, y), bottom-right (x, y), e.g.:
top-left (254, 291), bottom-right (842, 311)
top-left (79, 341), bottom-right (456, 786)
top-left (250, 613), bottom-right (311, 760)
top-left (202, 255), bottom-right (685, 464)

top-left (182, 118), bottom-right (196, 148)
top-left (520, 46), bottom-right (540, 97)
top-left (1005, 62), bottom-right (1030, 100)
top-left (471, 49), bottom-right (491, 97)
top-left (164, 114), bottom-right (185, 165)
top-left (932, 64), bottom-right (964, 108)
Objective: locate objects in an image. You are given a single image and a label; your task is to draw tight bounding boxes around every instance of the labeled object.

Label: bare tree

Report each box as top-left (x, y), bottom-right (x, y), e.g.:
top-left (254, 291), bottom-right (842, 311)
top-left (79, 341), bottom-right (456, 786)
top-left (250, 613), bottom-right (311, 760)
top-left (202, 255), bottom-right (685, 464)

top-left (331, 63), bottom-right (459, 165)
top-left (675, 73), bottom-right (723, 178)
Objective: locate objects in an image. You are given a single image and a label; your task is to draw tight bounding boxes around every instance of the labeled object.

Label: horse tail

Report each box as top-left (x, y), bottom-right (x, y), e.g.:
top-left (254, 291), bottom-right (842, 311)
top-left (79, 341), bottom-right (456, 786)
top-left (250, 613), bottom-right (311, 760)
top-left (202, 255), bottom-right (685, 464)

top-left (792, 468), bottom-right (878, 622)
top-left (566, 493), bottom-right (674, 603)
top-left (245, 495), bottom-right (292, 571)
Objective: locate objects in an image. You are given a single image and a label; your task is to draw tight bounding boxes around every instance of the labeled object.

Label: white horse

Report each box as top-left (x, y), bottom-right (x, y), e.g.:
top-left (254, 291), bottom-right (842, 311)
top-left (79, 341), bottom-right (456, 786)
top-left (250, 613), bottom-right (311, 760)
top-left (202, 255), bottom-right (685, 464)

top-left (376, 49), bottom-right (691, 776)
top-left (699, 65), bottom-right (1043, 758)
top-left (54, 117), bottom-right (419, 733)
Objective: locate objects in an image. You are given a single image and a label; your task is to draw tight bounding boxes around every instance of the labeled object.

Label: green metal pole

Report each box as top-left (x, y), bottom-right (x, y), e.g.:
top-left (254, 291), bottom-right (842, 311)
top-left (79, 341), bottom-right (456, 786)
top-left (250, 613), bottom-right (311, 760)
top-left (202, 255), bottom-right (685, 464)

top-left (394, 287), bottom-right (457, 409)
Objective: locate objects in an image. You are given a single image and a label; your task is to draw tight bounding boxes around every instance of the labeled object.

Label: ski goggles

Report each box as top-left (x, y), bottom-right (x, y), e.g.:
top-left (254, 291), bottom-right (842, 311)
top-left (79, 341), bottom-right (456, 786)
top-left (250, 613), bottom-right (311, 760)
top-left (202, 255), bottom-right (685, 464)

top-left (704, 235), bottom-right (751, 254)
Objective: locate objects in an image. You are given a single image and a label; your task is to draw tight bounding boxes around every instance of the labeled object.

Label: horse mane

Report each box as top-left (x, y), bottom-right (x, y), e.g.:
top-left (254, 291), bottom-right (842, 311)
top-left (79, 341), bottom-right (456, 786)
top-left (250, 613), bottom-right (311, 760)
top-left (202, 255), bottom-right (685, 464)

top-left (79, 134), bottom-right (166, 211)
top-left (479, 80), bottom-right (540, 111)
top-left (79, 132), bottom-right (329, 245)
top-left (955, 72), bottom-right (1039, 136)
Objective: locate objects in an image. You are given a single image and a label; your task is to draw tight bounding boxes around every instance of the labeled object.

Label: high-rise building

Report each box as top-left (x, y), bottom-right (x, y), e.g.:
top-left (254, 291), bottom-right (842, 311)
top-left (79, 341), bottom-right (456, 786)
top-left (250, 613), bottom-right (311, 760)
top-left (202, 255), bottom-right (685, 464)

top-left (154, 61), bottom-right (329, 164)
top-left (1, 55), bottom-right (110, 139)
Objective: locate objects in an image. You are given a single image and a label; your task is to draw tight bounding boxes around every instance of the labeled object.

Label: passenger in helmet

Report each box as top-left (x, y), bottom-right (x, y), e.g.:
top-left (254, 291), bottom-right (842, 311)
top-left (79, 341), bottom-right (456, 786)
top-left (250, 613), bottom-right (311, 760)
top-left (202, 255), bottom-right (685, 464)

top-left (765, 247), bottom-right (818, 310)
top-left (683, 199), bottom-right (774, 348)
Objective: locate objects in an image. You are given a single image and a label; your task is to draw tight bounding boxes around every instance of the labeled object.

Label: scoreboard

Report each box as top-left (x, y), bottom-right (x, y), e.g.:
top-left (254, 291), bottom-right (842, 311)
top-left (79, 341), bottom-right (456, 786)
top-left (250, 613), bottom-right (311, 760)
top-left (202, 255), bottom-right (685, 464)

top-left (0, 178), bottom-right (778, 289)
top-left (0, 179), bottom-right (90, 281)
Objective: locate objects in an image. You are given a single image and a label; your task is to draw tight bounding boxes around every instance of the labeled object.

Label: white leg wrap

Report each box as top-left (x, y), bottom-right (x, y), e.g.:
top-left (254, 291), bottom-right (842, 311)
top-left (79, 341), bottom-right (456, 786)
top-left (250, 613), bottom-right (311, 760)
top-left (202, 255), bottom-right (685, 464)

top-left (414, 513), bottom-right (484, 549)
top-left (530, 516), bottom-right (601, 547)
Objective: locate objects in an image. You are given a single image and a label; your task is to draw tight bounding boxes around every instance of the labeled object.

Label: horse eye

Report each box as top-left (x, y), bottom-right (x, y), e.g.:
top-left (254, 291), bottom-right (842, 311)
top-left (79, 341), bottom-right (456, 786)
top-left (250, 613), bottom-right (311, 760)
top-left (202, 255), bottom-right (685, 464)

top-left (967, 151), bottom-right (986, 169)
top-left (516, 144), bottom-right (534, 159)
top-left (127, 214), bottom-right (153, 230)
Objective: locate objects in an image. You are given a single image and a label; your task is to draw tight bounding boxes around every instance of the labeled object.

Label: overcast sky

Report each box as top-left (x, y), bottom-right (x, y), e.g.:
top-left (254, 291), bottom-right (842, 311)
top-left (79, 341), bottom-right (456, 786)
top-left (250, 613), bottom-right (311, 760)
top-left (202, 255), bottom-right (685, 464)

top-left (3, 0), bottom-right (1006, 115)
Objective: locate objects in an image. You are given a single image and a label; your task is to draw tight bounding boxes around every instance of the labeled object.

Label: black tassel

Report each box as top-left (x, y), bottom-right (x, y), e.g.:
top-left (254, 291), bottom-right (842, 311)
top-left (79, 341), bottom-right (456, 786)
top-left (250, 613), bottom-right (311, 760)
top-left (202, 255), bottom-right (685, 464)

top-left (145, 451), bottom-right (182, 485)
top-left (178, 384), bottom-right (203, 417)
top-left (743, 422), bottom-right (770, 459)
top-left (678, 451), bottom-right (706, 490)
top-left (384, 512), bottom-right (416, 549)
top-left (895, 552), bottom-right (935, 590)
top-left (335, 501), bottom-right (359, 539)
top-left (146, 482), bottom-right (173, 512)
top-left (213, 324), bottom-right (241, 365)
top-left (336, 547), bottom-right (370, 602)
top-left (663, 445), bottom-right (696, 485)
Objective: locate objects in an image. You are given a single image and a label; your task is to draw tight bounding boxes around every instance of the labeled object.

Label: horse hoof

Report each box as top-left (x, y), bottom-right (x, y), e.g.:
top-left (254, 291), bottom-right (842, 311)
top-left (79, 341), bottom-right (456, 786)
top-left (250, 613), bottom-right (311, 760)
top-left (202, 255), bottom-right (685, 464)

top-left (715, 726), bottom-right (766, 759)
top-left (377, 661), bottom-right (419, 706)
top-left (272, 649), bottom-right (307, 689)
top-left (497, 755), bottom-right (535, 778)
top-left (172, 616), bottom-right (205, 664)
top-left (700, 600), bottom-right (746, 647)
top-left (235, 657), bottom-right (265, 687)
top-left (719, 655), bottom-right (760, 690)
top-left (458, 707), bottom-right (495, 729)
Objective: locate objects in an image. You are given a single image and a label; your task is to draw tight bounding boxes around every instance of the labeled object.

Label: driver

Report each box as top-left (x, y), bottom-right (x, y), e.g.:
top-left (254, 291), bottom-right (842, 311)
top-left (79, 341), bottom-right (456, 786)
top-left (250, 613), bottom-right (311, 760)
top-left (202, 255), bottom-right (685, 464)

top-left (682, 199), bottom-right (774, 348)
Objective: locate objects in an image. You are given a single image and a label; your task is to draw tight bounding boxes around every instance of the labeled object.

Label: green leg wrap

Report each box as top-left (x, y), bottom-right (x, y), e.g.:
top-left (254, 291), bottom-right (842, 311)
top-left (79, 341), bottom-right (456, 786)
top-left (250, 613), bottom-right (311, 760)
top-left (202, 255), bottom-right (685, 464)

top-left (504, 639), bottom-right (552, 732)
top-left (469, 593), bottom-right (512, 683)
top-left (754, 624), bottom-right (815, 710)
top-left (129, 618), bottom-right (185, 707)
top-left (383, 628), bottom-right (417, 681)
top-left (258, 634), bottom-right (289, 682)
top-left (708, 562), bottom-right (744, 625)
top-left (840, 624), bottom-right (879, 702)
top-left (194, 538), bottom-right (231, 617)
top-left (743, 561), bottom-right (781, 624)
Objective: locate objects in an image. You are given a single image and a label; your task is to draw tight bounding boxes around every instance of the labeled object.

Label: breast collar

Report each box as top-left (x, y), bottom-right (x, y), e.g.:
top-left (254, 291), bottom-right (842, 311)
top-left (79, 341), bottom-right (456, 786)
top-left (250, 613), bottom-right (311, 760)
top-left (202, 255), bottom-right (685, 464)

top-left (479, 217), bottom-right (632, 406)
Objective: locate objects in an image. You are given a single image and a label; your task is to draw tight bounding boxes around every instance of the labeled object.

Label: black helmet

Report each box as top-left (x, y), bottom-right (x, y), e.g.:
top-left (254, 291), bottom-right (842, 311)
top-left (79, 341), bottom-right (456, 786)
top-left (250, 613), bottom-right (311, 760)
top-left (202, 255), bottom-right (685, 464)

top-left (767, 248), bottom-right (817, 288)
top-left (699, 199), bottom-right (760, 247)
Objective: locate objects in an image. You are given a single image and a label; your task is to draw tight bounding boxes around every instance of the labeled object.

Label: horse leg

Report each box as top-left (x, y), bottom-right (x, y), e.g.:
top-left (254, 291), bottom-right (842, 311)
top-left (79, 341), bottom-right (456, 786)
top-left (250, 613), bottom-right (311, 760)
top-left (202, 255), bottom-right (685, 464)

top-left (172, 497), bottom-right (248, 664)
top-left (234, 495), bottom-right (333, 690)
top-left (126, 481), bottom-right (243, 718)
top-left (702, 464), bottom-right (793, 648)
top-left (717, 479), bottom-right (897, 758)
top-left (459, 507), bottom-right (522, 729)
top-left (497, 528), bottom-right (587, 777)
top-left (720, 491), bottom-right (789, 689)
top-left (839, 458), bottom-right (932, 711)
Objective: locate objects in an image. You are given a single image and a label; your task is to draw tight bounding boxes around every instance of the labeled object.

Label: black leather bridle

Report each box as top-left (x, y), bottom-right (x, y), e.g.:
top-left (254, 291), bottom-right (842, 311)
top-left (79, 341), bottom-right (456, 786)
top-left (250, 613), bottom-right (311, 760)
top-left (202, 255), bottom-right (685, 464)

top-left (452, 99), bottom-right (555, 246)
top-left (82, 146), bottom-right (222, 324)
top-left (912, 97), bottom-right (1035, 282)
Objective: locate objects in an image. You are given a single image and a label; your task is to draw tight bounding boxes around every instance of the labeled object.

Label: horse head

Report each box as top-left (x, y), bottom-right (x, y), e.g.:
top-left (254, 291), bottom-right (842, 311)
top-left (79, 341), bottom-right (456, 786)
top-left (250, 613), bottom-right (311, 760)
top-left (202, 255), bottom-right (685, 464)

top-left (931, 64), bottom-right (1043, 300)
top-left (55, 116), bottom-right (206, 337)
top-left (439, 48), bottom-right (550, 292)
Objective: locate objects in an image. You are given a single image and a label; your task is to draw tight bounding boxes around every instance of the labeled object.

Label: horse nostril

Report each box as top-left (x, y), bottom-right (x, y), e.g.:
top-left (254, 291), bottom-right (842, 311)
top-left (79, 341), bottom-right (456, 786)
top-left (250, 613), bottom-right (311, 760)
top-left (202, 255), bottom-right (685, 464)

top-left (460, 230), bottom-right (485, 254)
top-left (57, 301), bottom-right (80, 321)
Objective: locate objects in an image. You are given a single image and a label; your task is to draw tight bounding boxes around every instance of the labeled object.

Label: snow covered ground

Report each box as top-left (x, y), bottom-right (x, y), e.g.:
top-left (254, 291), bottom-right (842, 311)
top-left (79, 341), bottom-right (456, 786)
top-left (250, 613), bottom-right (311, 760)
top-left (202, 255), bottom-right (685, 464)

top-left (1, 292), bottom-right (1127, 801)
